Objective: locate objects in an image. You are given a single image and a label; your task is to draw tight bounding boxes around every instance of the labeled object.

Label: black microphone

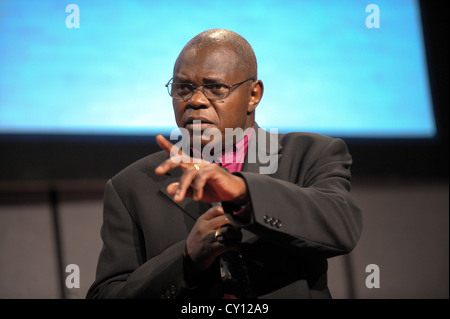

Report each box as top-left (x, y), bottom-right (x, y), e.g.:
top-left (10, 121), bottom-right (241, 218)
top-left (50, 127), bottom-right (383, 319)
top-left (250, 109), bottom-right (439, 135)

top-left (218, 227), bottom-right (244, 297)
top-left (211, 202), bottom-right (248, 297)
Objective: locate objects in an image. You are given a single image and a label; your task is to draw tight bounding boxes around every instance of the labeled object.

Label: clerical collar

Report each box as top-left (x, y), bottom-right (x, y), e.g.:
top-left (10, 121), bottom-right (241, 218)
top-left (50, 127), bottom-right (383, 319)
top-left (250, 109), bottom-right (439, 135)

top-left (190, 127), bottom-right (254, 172)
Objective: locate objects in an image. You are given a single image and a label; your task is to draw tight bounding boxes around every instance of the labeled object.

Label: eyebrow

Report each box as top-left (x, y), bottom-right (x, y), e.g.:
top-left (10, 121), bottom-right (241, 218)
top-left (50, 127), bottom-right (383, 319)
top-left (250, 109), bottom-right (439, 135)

top-left (172, 75), bottom-right (190, 83)
top-left (202, 77), bottom-right (226, 84)
top-left (173, 74), bottom-right (227, 84)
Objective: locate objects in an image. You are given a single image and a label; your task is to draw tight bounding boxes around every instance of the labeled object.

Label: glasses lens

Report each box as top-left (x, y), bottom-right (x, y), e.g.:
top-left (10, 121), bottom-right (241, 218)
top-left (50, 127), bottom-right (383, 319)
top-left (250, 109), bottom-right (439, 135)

top-left (203, 84), bottom-right (229, 100)
top-left (167, 81), bottom-right (231, 101)
top-left (169, 83), bottom-right (192, 100)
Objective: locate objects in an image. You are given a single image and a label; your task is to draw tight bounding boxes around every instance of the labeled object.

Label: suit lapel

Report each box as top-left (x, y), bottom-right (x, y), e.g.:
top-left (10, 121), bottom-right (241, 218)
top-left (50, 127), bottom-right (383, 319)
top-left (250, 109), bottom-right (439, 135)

top-left (235, 124), bottom-right (283, 243)
top-left (242, 123), bottom-right (282, 176)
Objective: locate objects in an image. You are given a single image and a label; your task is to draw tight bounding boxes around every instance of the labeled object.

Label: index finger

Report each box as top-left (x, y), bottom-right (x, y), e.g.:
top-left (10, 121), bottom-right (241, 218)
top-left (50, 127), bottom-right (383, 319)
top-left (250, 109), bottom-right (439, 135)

top-left (156, 134), bottom-right (180, 155)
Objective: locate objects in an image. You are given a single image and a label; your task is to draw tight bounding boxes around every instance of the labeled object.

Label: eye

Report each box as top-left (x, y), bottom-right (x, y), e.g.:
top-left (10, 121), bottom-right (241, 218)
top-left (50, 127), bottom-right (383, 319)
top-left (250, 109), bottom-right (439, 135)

top-left (175, 83), bottom-right (193, 96)
top-left (204, 83), bottom-right (228, 95)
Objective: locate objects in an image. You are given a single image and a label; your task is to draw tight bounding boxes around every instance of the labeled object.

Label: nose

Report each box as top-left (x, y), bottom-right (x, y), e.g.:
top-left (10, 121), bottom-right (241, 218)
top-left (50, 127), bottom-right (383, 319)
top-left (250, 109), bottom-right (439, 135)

top-left (187, 87), bottom-right (210, 109)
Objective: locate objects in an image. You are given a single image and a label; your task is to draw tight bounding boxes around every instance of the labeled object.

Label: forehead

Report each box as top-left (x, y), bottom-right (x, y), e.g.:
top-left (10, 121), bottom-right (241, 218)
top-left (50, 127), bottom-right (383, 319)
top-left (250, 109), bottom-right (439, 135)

top-left (174, 44), bottom-right (241, 81)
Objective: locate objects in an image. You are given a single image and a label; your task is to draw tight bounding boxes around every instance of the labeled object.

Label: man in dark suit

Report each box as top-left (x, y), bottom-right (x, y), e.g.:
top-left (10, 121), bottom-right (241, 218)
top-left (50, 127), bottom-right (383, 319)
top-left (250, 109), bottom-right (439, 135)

top-left (86, 29), bottom-right (362, 299)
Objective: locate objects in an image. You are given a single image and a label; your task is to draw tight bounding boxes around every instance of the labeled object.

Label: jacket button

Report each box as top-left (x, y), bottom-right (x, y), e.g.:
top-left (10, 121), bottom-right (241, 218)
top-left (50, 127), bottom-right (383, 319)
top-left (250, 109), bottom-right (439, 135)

top-left (165, 289), bottom-right (172, 299)
top-left (276, 220), bottom-right (282, 228)
top-left (170, 284), bottom-right (177, 296)
top-left (270, 218), bottom-right (277, 226)
top-left (263, 215), bottom-right (271, 224)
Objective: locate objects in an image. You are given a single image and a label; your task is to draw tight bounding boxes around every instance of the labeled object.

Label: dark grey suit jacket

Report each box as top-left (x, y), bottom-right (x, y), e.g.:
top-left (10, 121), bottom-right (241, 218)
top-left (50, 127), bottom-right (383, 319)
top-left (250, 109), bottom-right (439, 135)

top-left (86, 124), bottom-right (362, 299)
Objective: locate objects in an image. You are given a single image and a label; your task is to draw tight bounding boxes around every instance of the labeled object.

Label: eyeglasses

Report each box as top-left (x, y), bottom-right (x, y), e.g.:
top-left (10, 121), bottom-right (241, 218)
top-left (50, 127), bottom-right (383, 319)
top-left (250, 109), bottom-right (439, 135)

top-left (165, 77), bottom-right (255, 101)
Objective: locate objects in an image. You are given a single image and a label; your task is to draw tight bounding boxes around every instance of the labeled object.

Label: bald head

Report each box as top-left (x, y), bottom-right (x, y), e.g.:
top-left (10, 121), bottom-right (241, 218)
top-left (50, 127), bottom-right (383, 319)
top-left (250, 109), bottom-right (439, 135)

top-left (170, 29), bottom-right (264, 147)
top-left (174, 29), bottom-right (257, 79)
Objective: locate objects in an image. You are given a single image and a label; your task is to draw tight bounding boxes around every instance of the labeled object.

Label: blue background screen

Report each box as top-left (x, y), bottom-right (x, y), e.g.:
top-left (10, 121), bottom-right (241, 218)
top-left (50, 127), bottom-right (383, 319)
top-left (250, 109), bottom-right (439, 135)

top-left (0, 0), bottom-right (435, 138)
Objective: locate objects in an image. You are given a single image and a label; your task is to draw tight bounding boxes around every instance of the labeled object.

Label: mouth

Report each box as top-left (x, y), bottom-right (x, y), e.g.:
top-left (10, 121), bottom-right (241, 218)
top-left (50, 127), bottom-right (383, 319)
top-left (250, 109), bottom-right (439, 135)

top-left (184, 117), bottom-right (215, 130)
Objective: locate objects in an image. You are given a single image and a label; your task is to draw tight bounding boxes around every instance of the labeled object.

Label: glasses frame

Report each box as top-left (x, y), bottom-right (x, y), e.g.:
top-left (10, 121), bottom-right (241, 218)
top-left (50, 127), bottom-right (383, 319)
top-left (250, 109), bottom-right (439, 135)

top-left (165, 77), bottom-right (255, 101)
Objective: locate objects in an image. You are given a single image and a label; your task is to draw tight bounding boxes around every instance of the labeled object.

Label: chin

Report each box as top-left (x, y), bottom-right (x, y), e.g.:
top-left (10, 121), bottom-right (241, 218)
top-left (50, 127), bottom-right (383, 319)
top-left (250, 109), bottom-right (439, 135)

top-left (191, 135), bottom-right (221, 152)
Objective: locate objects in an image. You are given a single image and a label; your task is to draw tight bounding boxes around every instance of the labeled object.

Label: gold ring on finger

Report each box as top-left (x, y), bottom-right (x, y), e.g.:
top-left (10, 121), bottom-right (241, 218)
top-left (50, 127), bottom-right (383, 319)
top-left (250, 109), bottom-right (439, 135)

top-left (214, 227), bottom-right (224, 243)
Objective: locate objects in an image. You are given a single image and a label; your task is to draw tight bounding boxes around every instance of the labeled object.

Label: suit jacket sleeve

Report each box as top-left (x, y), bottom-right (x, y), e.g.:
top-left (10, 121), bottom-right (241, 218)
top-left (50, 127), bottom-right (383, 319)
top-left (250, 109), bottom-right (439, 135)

top-left (86, 179), bottom-right (187, 299)
top-left (225, 135), bottom-right (363, 258)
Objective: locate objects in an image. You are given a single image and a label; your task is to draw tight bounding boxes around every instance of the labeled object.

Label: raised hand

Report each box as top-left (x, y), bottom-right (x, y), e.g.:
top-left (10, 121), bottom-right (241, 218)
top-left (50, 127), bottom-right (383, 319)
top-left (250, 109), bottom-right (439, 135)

top-left (154, 134), bottom-right (248, 205)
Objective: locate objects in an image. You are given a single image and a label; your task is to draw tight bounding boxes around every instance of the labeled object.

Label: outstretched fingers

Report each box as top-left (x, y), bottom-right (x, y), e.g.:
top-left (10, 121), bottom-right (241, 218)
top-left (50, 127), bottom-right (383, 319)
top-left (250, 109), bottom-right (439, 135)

top-left (172, 166), bottom-right (198, 202)
top-left (155, 134), bottom-right (193, 175)
top-left (155, 134), bottom-right (177, 155)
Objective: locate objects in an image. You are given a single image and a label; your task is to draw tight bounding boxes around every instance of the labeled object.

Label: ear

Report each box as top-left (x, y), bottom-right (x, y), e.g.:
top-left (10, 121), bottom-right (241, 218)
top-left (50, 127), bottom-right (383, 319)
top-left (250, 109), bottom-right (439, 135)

top-left (247, 80), bottom-right (264, 114)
